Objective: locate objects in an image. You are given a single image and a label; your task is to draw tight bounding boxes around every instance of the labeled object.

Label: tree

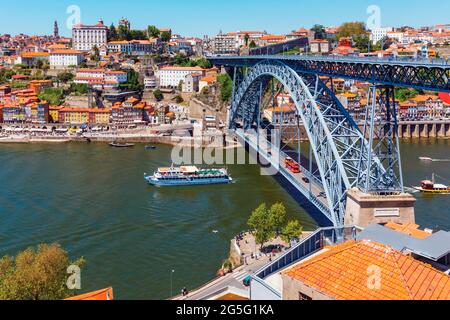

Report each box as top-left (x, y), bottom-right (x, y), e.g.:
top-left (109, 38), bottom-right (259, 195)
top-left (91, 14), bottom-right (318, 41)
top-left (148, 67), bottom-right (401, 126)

top-left (147, 26), bottom-right (160, 38)
top-left (0, 244), bottom-right (85, 300)
top-left (118, 25), bottom-right (131, 41)
top-left (217, 73), bottom-right (233, 102)
top-left (248, 204), bottom-right (275, 250)
top-left (268, 202), bottom-right (287, 236)
top-left (30, 70), bottom-right (47, 80)
top-left (0, 69), bottom-right (16, 84)
top-left (281, 220), bottom-right (303, 244)
top-left (311, 24), bottom-right (326, 40)
top-left (337, 22), bottom-right (367, 39)
top-left (244, 33), bottom-right (250, 47)
top-left (91, 45), bottom-right (100, 62)
top-left (353, 34), bottom-right (371, 52)
top-left (153, 89), bottom-right (164, 101)
top-left (174, 95), bottom-right (184, 104)
top-left (174, 54), bottom-right (190, 66)
top-left (35, 60), bottom-right (44, 70)
top-left (57, 72), bottom-right (74, 83)
top-left (69, 83), bottom-right (89, 95)
top-left (119, 69), bottom-right (143, 92)
top-left (196, 58), bottom-right (211, 69)
top-left (395, 88), bottom-right (420, 102)
top-left (108, 24), bottom-right (118, 41)
top-left (38, 88), bottom-right (64, 105)
top-left (161, 31), bottom-right (172, 42)
top-left (249, 40), bottom-right (257, 49)
top-left (130, 30), bottom-right (147, 40)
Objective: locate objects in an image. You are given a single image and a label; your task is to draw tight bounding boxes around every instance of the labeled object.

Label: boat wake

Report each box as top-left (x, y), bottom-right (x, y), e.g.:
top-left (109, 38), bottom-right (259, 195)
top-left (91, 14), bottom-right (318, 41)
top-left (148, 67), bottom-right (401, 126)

top-left (405, 187), bottom-right (420, 194)
top-left (419, 157), bottom-right (450, 162)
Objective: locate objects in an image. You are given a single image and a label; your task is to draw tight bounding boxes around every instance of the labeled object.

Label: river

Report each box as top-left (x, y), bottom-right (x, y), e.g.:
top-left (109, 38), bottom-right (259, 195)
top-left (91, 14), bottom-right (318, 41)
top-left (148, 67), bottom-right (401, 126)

top-left (0, 139), bottom-right (448, 299)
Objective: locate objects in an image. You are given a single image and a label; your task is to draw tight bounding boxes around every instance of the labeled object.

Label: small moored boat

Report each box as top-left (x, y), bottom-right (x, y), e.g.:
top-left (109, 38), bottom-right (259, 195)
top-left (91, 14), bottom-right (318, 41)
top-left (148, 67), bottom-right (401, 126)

top-left (413, 174), bottom-right (450, 194)
top-left (109, 142), bottom-right (135, 148)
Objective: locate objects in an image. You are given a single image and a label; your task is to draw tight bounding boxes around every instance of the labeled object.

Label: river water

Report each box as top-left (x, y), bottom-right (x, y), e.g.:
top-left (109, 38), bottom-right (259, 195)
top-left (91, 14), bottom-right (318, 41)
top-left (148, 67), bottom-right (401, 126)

top-left (0, 140), bottom-right (448, 299)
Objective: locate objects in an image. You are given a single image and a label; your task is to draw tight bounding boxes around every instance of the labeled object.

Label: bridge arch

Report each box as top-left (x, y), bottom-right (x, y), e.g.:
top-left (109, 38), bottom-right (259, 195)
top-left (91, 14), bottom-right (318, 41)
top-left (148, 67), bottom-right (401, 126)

top-left (230, 60), bottom-right (390, 226)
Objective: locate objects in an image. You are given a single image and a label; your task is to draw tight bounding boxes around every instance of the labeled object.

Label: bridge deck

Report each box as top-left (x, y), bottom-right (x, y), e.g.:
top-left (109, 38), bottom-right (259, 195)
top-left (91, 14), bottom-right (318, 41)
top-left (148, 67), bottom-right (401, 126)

top-left (209, 54), bottom-right (450, 68)
top-left (238, 130), bottom-right (332, 224)
top-left (208, 55), bottom-right (450, 93)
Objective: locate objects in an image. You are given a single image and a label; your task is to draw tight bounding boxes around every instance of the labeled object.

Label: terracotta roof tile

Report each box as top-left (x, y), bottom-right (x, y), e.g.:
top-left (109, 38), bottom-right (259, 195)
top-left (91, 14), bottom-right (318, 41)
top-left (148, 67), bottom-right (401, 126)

top-left (283, 240), bottom-right (450, 300)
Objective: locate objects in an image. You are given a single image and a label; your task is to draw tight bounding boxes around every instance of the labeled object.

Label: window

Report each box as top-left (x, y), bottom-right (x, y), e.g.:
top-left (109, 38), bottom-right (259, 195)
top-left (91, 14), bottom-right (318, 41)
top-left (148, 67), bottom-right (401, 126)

top-left (299, 292), bottom-right (312, 301)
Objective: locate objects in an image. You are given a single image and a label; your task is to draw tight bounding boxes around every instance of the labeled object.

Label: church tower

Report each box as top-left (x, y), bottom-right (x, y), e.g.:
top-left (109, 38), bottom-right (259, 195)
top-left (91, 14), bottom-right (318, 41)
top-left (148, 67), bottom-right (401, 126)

top-left (54, 21), bottom-right (59, 38)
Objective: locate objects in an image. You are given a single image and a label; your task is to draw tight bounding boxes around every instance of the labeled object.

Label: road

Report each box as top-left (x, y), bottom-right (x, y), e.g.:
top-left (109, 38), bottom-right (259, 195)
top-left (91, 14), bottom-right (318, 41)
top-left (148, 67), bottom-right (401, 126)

top-left (172, 256), bottom-right (272, 301)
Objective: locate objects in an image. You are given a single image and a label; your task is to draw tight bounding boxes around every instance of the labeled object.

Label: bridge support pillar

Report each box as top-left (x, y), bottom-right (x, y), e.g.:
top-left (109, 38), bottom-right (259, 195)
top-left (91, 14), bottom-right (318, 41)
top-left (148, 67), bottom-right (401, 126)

top-left (422, 124), bottom-right (429, 139)
top-left (397, 124), bottom-right (403, 139)
top-left (438, 124), bottom-right (446, 138)
top-left (430, 124), bottom-right (437, 138)
top-left (413, 124), bottom-right (420, 138)
top-left (406, 124), bottom-right (412, 139)
top-left (344, 188), bottom-right (416, 229)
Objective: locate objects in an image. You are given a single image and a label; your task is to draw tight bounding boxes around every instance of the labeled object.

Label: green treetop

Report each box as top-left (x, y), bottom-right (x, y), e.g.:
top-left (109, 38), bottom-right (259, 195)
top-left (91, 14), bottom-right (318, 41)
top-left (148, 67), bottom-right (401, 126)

top-left (147, 26), bottom-right (160, 39)
top-left (0, 244), bottom-right (85, 300)
top-left (281, 220), bottom-right (304, 244)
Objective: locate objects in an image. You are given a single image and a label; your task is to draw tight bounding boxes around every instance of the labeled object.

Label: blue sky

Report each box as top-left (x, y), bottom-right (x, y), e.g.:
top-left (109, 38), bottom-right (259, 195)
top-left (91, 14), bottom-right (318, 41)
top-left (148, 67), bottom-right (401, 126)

top-left (2, 0), bottom-right (449, 37)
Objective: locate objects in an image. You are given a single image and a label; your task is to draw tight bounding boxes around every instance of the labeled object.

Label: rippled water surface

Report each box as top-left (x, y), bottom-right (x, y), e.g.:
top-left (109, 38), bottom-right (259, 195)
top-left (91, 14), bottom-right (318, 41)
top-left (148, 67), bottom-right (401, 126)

top-left (0, 140), bottom-right (448, 299)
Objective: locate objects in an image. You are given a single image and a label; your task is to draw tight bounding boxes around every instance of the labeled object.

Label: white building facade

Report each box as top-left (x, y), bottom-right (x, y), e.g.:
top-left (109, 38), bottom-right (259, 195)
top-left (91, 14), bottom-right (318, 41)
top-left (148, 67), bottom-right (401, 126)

top-left (159, 66), bottom-right (204, 88)
top-left (49, 50), bottom-right (84, 68)
top-left (370, 27), bottom-right (394, 44)
top-left (72, 20), bottom-right (108, 51)
top-left (74, 68), bottom-right (127, 90)
top-left (107, 40), bottom-right (159, 55)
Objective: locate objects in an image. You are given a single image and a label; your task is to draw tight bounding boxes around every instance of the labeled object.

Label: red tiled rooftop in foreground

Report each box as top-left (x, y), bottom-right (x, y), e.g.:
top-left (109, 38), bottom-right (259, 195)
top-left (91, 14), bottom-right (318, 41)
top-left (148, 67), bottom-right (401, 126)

top-left (283, 240), bottom-right (450, 300)
top-left (66, 287), bottom-right (113, 300)
top-left (385, 222), bottom-right (433, 239)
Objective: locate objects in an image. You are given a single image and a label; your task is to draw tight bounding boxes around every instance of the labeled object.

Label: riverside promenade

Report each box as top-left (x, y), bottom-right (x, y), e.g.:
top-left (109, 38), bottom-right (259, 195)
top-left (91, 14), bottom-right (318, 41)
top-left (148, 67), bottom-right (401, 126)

top-left (172, 232), bottom-right (313, 301)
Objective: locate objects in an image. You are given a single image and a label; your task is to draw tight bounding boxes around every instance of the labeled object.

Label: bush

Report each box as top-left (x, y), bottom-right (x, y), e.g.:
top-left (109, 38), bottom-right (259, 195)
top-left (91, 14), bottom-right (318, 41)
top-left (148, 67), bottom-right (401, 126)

top-left (153, 89), bottom-right (164, 101)
top-left (217, 74), bottom-right (233, 102)
top-left (69, 83), bottom-right (89, 95)
top-left (38, 88), bottom-right (64, 105)
top-left (57, 72), bottom-right (75, 83)
top-left (174, 95), bottom-right (184, 104)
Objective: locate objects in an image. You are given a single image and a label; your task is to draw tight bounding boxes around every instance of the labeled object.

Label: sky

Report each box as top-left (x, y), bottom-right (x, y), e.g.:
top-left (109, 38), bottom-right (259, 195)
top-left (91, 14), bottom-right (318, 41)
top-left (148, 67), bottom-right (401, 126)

top-left (1, 0), bottom-right (449, 37)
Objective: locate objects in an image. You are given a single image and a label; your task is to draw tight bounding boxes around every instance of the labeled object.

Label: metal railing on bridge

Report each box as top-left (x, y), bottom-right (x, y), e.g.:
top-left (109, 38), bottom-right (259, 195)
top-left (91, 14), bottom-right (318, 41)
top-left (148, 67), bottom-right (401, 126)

top-left (213, 53), bottom-right (450, 67)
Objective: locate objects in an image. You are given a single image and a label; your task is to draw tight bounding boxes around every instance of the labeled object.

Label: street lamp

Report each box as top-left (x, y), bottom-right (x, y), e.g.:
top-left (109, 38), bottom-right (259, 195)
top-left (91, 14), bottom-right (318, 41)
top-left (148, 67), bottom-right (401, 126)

top-left (170, 269), bottom-right (175, 297)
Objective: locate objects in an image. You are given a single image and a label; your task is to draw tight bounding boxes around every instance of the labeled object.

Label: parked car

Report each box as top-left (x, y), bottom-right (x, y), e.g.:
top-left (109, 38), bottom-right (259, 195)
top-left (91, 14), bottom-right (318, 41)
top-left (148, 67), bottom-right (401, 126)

top-left (302, 177), bottom-right (310, 183)
top-left (243, 275), bottom-right (252, 287)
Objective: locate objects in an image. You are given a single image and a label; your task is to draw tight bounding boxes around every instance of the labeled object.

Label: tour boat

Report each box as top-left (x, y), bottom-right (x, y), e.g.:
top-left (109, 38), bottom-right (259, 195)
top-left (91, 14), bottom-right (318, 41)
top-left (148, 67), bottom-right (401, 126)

top-left (109, 142), bottom-right (135, 148)
top-left (413, 174), bottom-right (450, 194)
top-left (144, 166), bottom-right (233, 187)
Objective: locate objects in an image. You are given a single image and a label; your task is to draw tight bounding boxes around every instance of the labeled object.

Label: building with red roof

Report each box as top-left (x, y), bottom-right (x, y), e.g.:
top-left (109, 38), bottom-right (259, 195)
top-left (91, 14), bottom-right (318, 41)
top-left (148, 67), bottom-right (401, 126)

top-left (282, 239), bottom-right (450, 300)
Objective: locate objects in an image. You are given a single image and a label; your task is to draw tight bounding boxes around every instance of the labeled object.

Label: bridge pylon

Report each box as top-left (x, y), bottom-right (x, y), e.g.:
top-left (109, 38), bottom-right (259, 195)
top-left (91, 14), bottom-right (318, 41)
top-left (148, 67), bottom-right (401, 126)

top-left (223, 59), bottom-right (418, 228)
top-left (357, 85), bottom-right (404, 194)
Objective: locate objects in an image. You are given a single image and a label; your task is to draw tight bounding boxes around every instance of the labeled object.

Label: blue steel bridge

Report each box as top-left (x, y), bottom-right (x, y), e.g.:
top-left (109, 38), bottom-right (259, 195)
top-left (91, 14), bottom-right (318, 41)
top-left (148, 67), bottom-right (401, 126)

top-left (208, 55), bottom-right (450, 227)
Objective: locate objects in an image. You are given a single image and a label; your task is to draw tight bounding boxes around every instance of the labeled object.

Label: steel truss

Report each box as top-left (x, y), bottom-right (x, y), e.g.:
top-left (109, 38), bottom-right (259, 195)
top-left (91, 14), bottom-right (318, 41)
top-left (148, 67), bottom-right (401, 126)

top-left (211, 55), bottom-right (450, 93)
top-left (357, 85), bottom-right (404, 193)
top-left (230, 60), bottom-right (399, 226)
